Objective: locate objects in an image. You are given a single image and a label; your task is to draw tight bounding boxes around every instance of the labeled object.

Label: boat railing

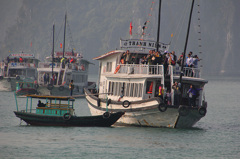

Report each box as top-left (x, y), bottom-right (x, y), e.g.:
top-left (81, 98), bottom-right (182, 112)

top-left (170, 66), bottom-right (201, 78)
top-left (66, 63), bottom-right (85, 71)
top-left (117, 64), bottom-right (164, 75)
top-left (7, 62), bottom-right (36, 68)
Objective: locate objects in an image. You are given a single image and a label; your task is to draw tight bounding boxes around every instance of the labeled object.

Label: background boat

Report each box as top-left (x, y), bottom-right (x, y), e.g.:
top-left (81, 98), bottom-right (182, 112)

top-left (0, 53), bottom-right (39, 91)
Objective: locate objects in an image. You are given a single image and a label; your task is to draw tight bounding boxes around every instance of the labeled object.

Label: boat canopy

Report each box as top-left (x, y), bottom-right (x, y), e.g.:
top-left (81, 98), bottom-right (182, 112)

top-left (25, 94), bottom-right (75, 101)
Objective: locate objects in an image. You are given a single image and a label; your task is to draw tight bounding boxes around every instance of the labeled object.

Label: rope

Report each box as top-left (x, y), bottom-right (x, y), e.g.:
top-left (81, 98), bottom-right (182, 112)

top-left (196, 0), bottom-right (203, 68)
top-left (170, 3), bottom-right (191, 54)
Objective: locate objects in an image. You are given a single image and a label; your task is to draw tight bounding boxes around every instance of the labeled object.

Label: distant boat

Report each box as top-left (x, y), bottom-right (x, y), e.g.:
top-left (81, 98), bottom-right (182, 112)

top-left (13, 94), bottom-right (124, 127)
top-left (37, 14), bottom-right (95, 96)
top-left (15, 81), bottom-right (38, 96)
top-left (0, 53), bottom-right (39, 91)
top-left (85, 0), bottom-right (208, 128)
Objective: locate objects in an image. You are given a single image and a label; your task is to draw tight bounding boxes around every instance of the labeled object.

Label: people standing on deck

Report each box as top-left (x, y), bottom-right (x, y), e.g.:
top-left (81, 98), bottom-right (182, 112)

top-left (19, 57), bottom-right (23, 63)
top-left (158, 84), bottom-right (164, 101)
top-left (172, 82), bottom-right (181, 106)
top-left (125, 50), bottom-right (131, 64)
top-left (187, 84), bottom-right (202, 107)
top-left (177, 53), bottom-right (184, 66)
top-left (193, 55), bottom-right (200, 68)
top-left (186, 53), bottom-right (193, 67)
top-left (43, 72), bottom-right (47, 85)
top-left (166, 89), bottom-right (172, 105)
top-left (46, 73), bottom-right (49, 84)
top-left (69, 80), bottom-right (74, 96)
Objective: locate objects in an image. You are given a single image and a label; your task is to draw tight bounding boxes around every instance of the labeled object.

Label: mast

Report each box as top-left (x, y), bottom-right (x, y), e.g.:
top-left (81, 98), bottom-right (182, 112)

top-left (156, 0), bottom-right (162, 52)
top-left (62, 13), bottom-right (67, 58)
top-left (179, 0), bottom-right (195, 103)
top-left (52, 23), bottom-right (55, 80)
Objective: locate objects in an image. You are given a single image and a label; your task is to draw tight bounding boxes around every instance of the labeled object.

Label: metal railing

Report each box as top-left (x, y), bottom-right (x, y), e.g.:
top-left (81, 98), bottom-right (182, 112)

top-left (115, 64), bottom-right (201, 78)
top-left (117, 64), bottom-right (164, 75)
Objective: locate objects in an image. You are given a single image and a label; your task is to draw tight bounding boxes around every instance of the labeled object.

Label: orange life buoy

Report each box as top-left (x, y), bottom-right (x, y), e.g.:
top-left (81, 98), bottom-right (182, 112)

top-left (114, 65), bottom-right (121, 74)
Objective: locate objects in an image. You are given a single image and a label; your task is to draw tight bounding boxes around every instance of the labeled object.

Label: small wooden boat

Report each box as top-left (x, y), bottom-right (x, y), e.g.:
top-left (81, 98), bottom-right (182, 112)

top-left (13, 94), bottom-right (124, 127)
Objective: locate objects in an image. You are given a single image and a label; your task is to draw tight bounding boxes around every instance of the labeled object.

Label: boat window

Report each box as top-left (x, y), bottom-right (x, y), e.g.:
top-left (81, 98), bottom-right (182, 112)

top-left (108, 81), bottom-right (143, 98)
top-left (106, 62), bottom-right (112, 72)
top-left (139, 84), bottom-right (143, 97)
top-left (130, 83), bottom-right (134, 97)
top-left (146, 81), bottom-right (153, 94)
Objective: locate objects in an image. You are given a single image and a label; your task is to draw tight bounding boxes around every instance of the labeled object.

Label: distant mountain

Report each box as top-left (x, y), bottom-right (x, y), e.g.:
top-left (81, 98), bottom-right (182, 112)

top-left (0, 0), bottom-right (239, 76)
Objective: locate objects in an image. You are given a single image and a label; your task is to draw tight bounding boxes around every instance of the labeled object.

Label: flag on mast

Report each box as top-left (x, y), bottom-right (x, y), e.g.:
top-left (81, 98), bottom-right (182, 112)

top-left (129, 22), bottom-right (133, 35)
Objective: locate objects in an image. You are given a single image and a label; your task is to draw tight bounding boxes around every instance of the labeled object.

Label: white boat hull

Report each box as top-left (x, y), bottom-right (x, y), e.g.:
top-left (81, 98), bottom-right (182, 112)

top-left (85, 89), bottom-right (206, 128)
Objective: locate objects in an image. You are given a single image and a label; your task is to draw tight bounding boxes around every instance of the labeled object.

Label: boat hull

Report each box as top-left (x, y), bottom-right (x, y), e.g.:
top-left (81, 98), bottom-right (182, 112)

top-left (85, 89), bottom-right (206, 128)
top-left (14, 111), bottom-right (124, 127)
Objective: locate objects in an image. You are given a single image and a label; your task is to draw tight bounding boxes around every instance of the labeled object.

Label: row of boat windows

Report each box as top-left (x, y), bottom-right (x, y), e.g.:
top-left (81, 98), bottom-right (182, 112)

top-left (108, 81), bottom-right (143, 97)
top-left (72, 74), bottom-right (87, 83)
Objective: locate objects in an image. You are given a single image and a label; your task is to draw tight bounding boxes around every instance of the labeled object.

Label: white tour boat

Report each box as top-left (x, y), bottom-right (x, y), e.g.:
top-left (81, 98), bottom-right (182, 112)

top-left (37, 14), bottom-right (95, 96)
top-left (85, 0), bottom-right (208, 128)
top-left (37, 51), bottom-right (95, 96)
top-left (0, 53), bottom-right (39, 91)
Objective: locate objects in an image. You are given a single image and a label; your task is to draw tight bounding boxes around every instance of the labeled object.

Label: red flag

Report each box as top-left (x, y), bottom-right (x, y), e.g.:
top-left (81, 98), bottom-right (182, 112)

top-left (30, 42), bottom-right (32, 47)
top-left (129, 22), bottom-right (133, 35)
top-left (60, 43), bottom-right (62, 48)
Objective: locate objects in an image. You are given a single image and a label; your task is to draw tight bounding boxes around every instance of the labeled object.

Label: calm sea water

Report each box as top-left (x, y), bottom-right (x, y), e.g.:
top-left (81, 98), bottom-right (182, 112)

top-left (0, 75), bottom-right (239, 159)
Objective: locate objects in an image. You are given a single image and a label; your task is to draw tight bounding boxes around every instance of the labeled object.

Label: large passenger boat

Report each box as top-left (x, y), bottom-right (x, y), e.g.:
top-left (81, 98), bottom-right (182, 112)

top-left (37, 51), bottom-right (94, 96)
top-left (37, 13), bottom-right (95, 96)
top-left (85, 0), bottom-right (208, 128)
top-left (0, 53), bottom-right (39, 91)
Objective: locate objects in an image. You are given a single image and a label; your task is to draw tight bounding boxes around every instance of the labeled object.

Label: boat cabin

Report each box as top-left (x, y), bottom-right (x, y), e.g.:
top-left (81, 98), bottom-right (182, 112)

top-left (95, 41), bottom-right (207, 107)
top-left (14, 94), bottom-right (75, 117)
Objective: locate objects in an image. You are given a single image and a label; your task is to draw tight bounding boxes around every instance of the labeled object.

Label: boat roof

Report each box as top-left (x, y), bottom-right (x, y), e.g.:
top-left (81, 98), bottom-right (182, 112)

top-left (25, 95), bottom-right (75, 101)
top-left (8, 53), bottom-right (35, 58)
top-left (93, 50), bottom-right (125, 60)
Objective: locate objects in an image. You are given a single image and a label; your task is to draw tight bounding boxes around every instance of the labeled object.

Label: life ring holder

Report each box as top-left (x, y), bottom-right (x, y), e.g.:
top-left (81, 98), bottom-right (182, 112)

top-left (198, 107), bottom-right (207, 116)
top-left (59, 86), bottom-right (64, 91)
top-left (16, 76), bottom-right (20, 80)
top-left (103, 112), bottom-right (111, 118)
top-left (47, 84), bottom-right (54, 90)
top-left (122, 100), bottom-right (130, 108)
top-left (178, 105), bottom-right (189, 116)
top-left (63, 113), bottom-right (71, 120)
top-left (158, 103), bottom-right (167, 112)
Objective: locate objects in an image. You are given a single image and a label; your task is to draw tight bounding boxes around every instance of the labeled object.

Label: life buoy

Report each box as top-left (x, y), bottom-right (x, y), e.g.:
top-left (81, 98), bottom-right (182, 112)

top-left (47, 84), bottom-right (54, 90)
top-left (107, 99), bottom-right (111, 106)
top-left (59, 86), bottom-right (64, 91)
top-left (114, 65), bottom-right (121, 74)
top-left (198, 107), bottom-right (207, 116)
top-left (97, 98), bottom-right (101, 107)
top-left (122, 100), bottom-right (130, 108)
top-left (7, 78), bottom-right (11, 82)
top-left (34, 84), bottom-right (39, 89)
top-left (16, 76), bottom-right (20, 80)
top-left (158, 103), bottom-right (167, 112)
top-left (178, 105), bottom-right (189, 116)
top-left (63, 113), bottom-right (71, 120)
top-left (103, 112), bottom-right (110, 118)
